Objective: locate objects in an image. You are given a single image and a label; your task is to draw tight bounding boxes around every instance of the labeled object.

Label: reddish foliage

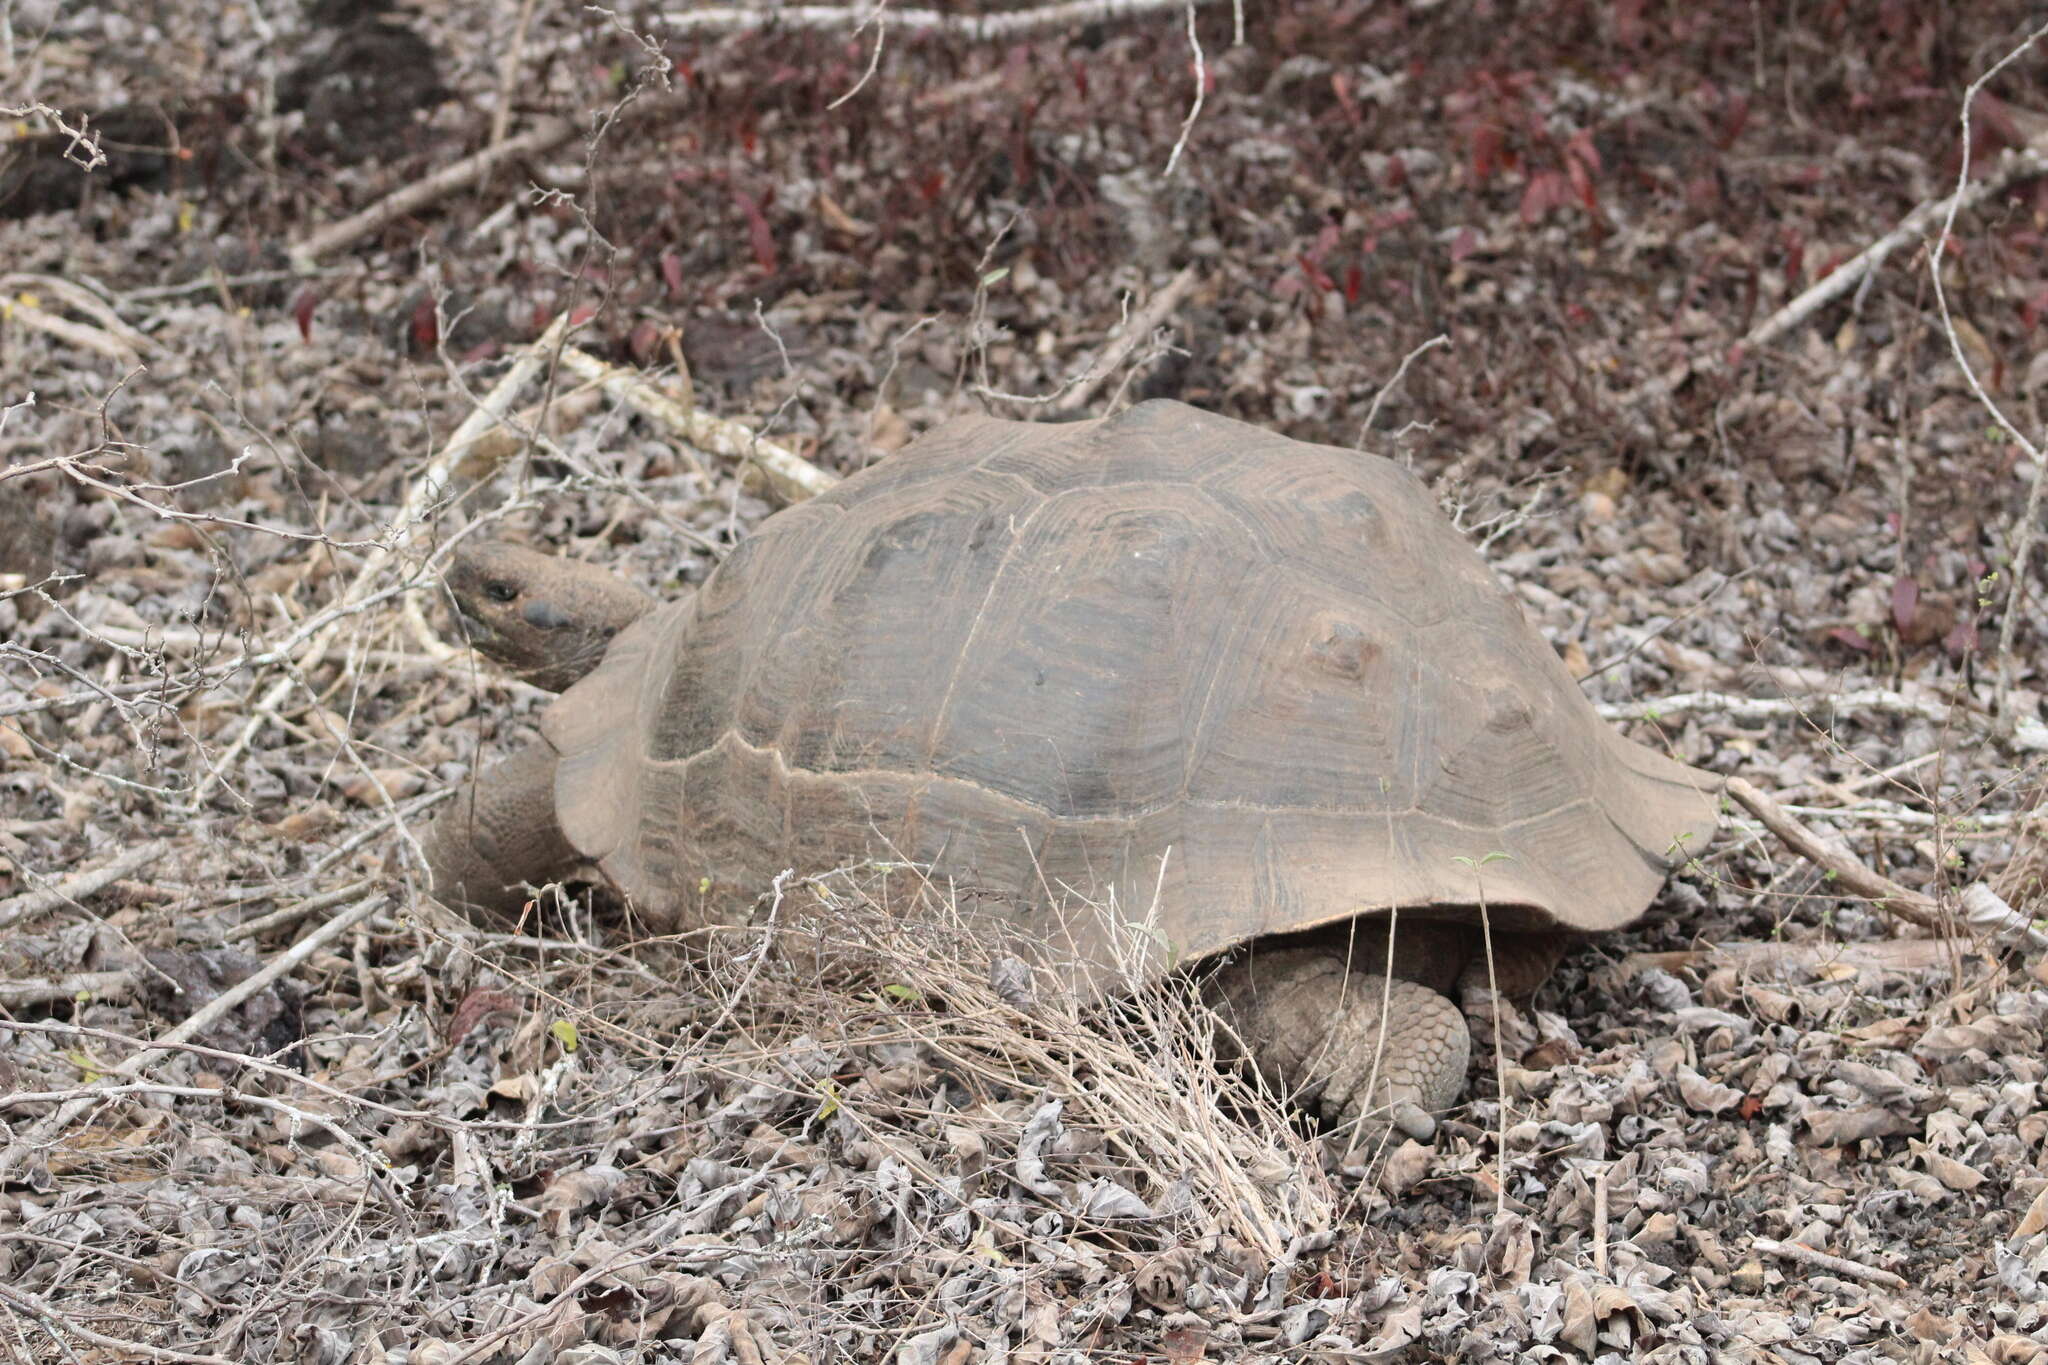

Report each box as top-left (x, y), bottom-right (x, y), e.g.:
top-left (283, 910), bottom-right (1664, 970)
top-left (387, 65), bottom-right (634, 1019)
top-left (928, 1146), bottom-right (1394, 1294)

top-left (291, 288), bottom-right (318, 343)
top-left (628, 319), bottom-right (662, 364)
top-left (732, 187), bottom-right (779, 274)
top-left (408, 296), bottom-right (437, 350)
top-left (1891, 575), bottom-right (1920, 636)
top-left (446, 988), bottom-right (524, 1047)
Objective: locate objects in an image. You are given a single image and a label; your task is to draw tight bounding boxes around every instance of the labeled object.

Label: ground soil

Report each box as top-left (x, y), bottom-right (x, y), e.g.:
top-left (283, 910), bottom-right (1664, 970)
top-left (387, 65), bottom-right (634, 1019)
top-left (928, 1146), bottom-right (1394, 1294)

top-left (2, 3), bottom-right (2047, 1362)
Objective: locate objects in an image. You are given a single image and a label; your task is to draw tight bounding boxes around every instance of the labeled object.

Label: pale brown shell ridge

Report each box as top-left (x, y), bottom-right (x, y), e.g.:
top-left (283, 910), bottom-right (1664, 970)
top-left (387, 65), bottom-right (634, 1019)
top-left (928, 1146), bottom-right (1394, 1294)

top-left (545, 597), bottom-right (685, 901)
top-left (542, 399), bottom-right (1720, 956)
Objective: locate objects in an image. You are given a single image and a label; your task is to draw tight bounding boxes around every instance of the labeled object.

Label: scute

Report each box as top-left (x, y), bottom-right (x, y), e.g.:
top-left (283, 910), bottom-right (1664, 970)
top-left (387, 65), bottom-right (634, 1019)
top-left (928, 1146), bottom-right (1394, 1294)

top-left (547, 400), bottom-right (1718, 988)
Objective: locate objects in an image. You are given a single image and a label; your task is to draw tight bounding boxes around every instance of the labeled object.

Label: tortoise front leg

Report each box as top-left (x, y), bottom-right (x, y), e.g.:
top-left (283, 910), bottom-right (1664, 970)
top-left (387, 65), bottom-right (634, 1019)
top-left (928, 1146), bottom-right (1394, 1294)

top-left (422, 740), bottom-right (580, 916)
top-left (1208, 947), bottom-right (1471, 1145)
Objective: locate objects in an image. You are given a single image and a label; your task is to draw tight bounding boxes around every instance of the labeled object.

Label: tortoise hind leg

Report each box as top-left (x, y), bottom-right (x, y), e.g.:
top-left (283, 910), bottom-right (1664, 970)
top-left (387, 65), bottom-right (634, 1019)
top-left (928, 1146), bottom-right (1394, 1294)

top-left (422, 740), bottom-right (579, 916)
top-left (1208, 947), bottom-right (1471, 1145)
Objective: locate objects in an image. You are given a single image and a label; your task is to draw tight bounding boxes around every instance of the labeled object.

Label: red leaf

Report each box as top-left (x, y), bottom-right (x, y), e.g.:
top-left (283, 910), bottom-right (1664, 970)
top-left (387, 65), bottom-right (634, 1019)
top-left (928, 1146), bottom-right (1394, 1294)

top-left (1450, 226), bottom-right (1479, 262)
top-left (660, 250), bottom-right (685, 299)
top-left (291, 288), bottom-right (318, 343)
top-left (1344, 264), bottom-right (1363, 306)
top-left (2024, 283), bottom-right (2048, 330)
top-left (1331, 71), bottom-right (1360, 125)
top-left (732, 188), bottom-right (778, 274)
top-left (1519, 171), bottom-right (1567, 225)
top-left (568, 304), bottom-right (598, 327)
top-left (1970, 92), bottom-right (2026, 156)
top-left (1827, 626), bottom-right (1874, 654)
top-left (447, 988), bottom-right (523, 1047)
top-left (1297, 253), bottom-right (1335, 294)
top-left (409, 296), bottom-right (438, 350)
top-left (1566, 128), bottom-right (1602, 176)
top-left (1613, 0), bottom-right (1645, 46)
top-left (1567, 153), bottom-right (1598, 213)
top-left (1382, 153), bottom-right (1407, 188)
top-left (1470, 123), bottom-right (1505, 182)
top-left (1890, 576), bottom-right (1919, 635)
top-left (628, 319), bottom-right (661, 364)
top-left (1738, 1094), bottom-right (1763, 1120)
top-left (1718, 92), bottom-right (1751, 150)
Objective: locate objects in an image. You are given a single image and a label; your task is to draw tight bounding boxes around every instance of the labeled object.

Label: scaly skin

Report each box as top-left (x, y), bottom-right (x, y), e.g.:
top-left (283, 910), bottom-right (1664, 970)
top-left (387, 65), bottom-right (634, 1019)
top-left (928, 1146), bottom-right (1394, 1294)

top-left (421, 739), bottom-right (578, 914)
top-left (444, 542), bottom-right (653, 692)
top-left (1209, 947), bottom-right (1471, 1144)
top-left (425, 543), bottom-right (652, 910)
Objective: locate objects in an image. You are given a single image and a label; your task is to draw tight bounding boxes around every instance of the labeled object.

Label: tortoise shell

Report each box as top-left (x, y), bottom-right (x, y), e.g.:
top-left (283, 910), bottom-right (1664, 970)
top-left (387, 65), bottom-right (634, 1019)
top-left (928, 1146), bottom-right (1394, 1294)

top-left (545, 401), bottom-right (1716, 984)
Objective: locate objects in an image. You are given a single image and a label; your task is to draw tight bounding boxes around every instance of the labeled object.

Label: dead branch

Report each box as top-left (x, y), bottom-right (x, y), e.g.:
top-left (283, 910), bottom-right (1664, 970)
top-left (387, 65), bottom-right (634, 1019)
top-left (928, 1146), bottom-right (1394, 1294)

top-left (0, 892), bottom-right (388, 1182)
top-left (1742, 143), bottom-right (2048, 353)
top-left (1162, 4), bottom-right (1205, 177)
top-left (221, 878), bottom-right (378, 944)
top-left (1724, 777), bottom-right (1944, 930)
top-left (1751, 1237), bottom-right (1908, 1291)
top-left (1594, 687), bottom-right (1959, 727)
top-left (555, 343), bottom-right (838, 501)
top-left (660, 0), bottom-right (1218, 40)
top-left (1610, 938), bottom-right (1978, 984)
top-left (2, 297), bottom-right (145, 365)
top-left (1358, 333), bottom-right (1451, 442)
top-left (1928, 22), bottom-right (2048, 714)
top-left (0, 970), bottom-right (140, 1009)
top-left (194, 314), bottom-right (578, 805)
top-left (0, 840), bottom-right (169, 931)
top-left (1051, 265), bottom-right (1201, 415)
top-left (290, 117), bottom-right (577, 268)
top-left (0, 1281), bottom-right (233, 1364)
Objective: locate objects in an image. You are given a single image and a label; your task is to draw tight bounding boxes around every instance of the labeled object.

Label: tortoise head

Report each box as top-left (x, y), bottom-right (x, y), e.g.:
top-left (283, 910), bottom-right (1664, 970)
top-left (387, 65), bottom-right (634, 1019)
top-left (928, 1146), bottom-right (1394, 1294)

top-left (445, 542), bottom-right (654, 693)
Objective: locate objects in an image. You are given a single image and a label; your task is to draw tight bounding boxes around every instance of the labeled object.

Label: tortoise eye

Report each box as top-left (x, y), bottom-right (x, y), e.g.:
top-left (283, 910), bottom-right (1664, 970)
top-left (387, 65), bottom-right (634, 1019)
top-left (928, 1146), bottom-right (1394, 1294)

top-left (483, 581), bottom-right (518, 604)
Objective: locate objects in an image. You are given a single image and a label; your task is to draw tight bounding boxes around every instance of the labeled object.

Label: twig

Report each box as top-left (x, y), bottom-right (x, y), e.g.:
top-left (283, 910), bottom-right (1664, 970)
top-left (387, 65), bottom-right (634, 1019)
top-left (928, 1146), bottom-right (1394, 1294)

top-left (193, 314), bottom-right (578, 806)
top-left (0, 892), bottom-right (388, 1181)
top-left (1928, 22), bottom-right (2048, 715)
top-left (1608, 938), bottom-right (1975, 982)
top-left (0, 1079), bottom-right (405, 1216)
top-left (2, 296), bottom-right (144, 365)
top-left (290, 116), bottom-right (577, 268)
top-left (1751, 1237), bottom-right (1908, 1291)
top-left (1593, 687), bottom-right (1959, 727)
top-left (0, 1281), bottom-right (234, 1364)
top-left (1356, 334), bottom-right (1450, 443)
top-left (554, 343), bottom-right (838, 501)
top-left (221, 877), bottom-right (376, 943)
top-left (1591, 1165), bottom-right (1610, 1277)
top-left (1723, 777), bottom-right (1944, 930)
top-left (1052, 266), bottom-right (1200, 415)
top-left (1741, 144), bottom-right (2048, 353)
top-left (660, 0), bottom-right (1217, 39)
top-left (1162, 3), bottom-right (1205, 178)
top-left (0, 970), bottom-right (140, 1009)
top-left (486, 0), bottom-right (544, 161)
top-left (0, 840), bottom-right (169, 931)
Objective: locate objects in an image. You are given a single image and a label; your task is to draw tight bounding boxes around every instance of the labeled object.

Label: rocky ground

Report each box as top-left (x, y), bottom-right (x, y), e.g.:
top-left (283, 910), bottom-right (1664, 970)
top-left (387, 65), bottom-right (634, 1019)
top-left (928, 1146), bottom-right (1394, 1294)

top-left (2, 1), bottom-right (2047, 1361)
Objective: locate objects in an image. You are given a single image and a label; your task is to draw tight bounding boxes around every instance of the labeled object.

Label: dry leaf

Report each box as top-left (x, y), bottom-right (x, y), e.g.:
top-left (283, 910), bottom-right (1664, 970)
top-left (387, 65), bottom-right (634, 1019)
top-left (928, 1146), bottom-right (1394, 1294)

top-left (2016, 1185), bottom-right (2048, 1240)
top-left (1162, 1322), bottom-right (1209, 1365)
top-left (1378, 1139), bottom-right (1433, 1197)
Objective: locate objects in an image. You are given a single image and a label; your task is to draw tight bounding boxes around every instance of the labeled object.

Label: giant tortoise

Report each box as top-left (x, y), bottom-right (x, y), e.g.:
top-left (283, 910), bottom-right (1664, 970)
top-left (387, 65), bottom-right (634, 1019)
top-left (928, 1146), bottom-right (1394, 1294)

top-left (425, 400), bottom-right (1717, 1139)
